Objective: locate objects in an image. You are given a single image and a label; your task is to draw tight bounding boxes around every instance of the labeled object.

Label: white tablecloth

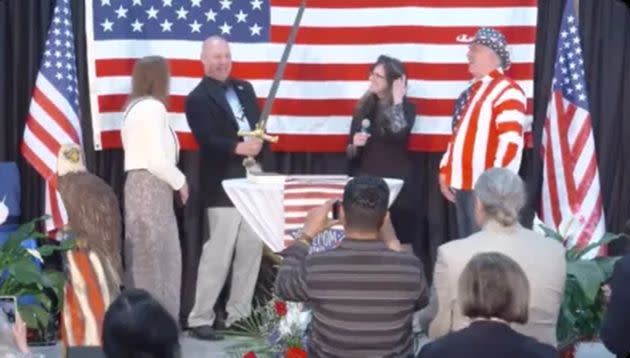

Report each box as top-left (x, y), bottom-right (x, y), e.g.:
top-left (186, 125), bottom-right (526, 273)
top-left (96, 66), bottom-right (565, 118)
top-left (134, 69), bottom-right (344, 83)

top-left (223, 177), bottom-right (404, 252)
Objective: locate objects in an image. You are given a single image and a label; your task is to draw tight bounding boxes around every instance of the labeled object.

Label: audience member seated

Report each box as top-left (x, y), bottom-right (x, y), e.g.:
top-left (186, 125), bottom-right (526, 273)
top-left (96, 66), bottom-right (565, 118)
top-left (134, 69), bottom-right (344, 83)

top-left (600, 253), bottom-right (630, 358)
top-left (102, 288), bottom-right (180, 358)
top-left (423, 168), bottom-right (565, 346)
top-left (275, 176), bottom-right (428, 357)
top-left (417, 252), bottom-right (557, 358)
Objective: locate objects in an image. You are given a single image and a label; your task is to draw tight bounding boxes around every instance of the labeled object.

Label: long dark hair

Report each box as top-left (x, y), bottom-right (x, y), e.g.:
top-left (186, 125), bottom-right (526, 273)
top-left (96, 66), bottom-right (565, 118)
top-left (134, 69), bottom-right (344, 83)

top-left (372, 55), bottom-right (406, 90)
top-left (354, 55), bottom-right (407, 126)
top-left (126, 56), bottom-right (170, 107)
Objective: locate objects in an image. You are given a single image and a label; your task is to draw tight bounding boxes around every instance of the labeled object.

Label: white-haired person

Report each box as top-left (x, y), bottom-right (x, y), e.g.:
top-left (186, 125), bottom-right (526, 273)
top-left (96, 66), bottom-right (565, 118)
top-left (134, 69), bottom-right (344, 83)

top-left (421, 168), bottom-right (566, 347)
top-left (439, 27), bottom-right (527, 238)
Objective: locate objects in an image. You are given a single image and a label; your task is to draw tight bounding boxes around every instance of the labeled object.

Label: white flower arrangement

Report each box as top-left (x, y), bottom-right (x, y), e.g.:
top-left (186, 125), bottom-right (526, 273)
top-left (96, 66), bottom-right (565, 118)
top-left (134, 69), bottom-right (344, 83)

top-left (277, 302), bottom-right (310, 338)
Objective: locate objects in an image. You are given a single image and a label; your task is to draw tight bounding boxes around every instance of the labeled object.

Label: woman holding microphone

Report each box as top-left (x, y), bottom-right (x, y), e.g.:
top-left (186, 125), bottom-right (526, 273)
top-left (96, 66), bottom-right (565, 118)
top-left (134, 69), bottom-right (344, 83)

top-left (346, 55), bottom-right (418, 252)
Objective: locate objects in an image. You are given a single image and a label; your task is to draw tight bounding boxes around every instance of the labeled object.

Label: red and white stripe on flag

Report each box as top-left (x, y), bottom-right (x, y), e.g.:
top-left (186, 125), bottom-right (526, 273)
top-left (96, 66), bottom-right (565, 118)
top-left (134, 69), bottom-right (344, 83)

top-left (21, 0), bottom-right (82, 233)
top-left (86, 0), bottom-right (537, 153)
top-left (283, 177), bottom-right (346, 248)
top-left (541, 0), bottom-right (605, 257)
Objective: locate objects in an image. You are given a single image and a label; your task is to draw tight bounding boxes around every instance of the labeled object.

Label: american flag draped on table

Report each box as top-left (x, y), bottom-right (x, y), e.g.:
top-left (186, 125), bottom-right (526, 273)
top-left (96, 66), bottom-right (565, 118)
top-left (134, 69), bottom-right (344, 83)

top-left (283, 177), bottom-right (346, 251)
top-left (86, 0), bottom-right (537, 153)
top-left (541, 0), bottom-right (606, 257)
top-left (21, 0), bottom-right (82, 231)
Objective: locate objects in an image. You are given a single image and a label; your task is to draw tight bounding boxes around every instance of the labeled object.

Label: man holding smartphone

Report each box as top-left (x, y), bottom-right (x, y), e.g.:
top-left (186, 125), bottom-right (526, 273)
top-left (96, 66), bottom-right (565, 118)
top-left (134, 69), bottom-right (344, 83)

top-left (275, 176), bottom-right (427, 357)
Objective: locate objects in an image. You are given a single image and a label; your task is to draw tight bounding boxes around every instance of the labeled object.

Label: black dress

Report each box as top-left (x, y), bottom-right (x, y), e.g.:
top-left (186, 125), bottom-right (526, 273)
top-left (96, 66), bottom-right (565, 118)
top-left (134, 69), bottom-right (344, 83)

top-left (347, 94), bottom-right (417, 245)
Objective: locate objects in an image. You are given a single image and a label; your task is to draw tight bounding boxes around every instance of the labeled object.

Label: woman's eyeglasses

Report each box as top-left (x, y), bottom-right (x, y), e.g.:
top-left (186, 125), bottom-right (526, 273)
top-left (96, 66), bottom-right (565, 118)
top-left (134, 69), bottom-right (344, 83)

top-left (369, 71), bottom-right (386, 80)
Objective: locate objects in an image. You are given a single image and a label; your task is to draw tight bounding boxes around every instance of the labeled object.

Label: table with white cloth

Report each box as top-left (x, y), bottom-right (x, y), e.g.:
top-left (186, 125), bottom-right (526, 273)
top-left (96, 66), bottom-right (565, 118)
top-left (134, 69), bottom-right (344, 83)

top-left (222, 176), bottom-right (404, 252)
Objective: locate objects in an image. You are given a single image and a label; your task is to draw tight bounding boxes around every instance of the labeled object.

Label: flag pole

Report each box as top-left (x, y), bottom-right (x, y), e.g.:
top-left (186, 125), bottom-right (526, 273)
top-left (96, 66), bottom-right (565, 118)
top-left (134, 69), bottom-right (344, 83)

top-left (573, 0), bottom-right (579, 18)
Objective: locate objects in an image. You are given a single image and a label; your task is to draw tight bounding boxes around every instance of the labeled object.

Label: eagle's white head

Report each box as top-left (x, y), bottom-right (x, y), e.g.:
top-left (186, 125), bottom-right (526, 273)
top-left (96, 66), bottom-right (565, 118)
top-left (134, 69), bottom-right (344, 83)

top-left (57, 143), bottom-right (86, 176)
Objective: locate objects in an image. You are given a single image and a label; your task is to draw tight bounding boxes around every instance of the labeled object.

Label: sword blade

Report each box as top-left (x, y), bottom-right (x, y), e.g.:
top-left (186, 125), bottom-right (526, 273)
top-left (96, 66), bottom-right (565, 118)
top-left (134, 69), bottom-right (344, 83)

top-left (257, 0), bottom-right (307, 130)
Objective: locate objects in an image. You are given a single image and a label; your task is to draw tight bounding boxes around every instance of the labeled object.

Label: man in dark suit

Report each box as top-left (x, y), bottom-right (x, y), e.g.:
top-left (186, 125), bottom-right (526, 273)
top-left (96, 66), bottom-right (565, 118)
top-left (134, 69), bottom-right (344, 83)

top-left (184, 36), bottom-right (263, 341)
top-left (600, 254), bottom-right (630, 358)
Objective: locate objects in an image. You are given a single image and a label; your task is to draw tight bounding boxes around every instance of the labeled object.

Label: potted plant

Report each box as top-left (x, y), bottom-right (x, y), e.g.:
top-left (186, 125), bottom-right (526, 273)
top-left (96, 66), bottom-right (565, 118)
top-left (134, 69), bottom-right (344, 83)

top-left (0, 216), bottom-right (74, 341)
top-left (536, 218), bottom-right (627, 356)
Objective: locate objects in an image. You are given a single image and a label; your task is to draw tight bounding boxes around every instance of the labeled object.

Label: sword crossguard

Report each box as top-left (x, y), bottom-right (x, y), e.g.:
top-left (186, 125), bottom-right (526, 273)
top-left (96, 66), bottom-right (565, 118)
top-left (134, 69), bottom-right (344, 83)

top-left (237, 124), bottom-right (279, 143)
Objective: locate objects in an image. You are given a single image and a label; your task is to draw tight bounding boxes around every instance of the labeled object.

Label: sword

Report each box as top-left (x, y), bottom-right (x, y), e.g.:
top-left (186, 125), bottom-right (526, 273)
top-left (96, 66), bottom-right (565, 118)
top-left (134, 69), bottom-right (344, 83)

top-left (239, 0), bottom-right (307, 170)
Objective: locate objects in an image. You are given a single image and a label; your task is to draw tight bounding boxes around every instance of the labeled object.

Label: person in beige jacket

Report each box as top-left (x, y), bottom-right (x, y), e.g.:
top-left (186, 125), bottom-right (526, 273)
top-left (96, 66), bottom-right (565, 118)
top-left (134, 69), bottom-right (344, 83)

top-left (122, 56), bottom-right (188, 322)
top-left (424, 167), bottom-right (566, 347)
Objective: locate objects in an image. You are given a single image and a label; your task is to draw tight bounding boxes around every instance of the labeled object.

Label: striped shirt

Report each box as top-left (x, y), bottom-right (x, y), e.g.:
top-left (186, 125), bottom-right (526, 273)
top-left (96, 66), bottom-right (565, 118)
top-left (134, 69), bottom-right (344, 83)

top-left (439, 69), bottom-right (527, 190)
top-left (276, 239), bottom-right (427, 358)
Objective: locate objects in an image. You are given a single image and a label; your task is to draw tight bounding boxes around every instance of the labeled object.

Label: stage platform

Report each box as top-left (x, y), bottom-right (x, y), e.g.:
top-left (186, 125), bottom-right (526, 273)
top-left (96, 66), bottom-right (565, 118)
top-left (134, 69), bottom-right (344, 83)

top-left (31, 336), bottom-right (614, 357)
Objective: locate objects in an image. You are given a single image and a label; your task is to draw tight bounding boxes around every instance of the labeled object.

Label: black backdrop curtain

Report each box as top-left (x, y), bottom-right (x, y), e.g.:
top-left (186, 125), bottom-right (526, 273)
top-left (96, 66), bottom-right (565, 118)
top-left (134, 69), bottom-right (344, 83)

top-left (2, 0), bottom-right (630, 321)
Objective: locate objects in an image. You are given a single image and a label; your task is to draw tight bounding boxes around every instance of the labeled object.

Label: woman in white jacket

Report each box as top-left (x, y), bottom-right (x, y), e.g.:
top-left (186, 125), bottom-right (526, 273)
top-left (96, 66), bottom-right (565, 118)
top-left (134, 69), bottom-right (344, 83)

top-left (121, 56), bottom-right (188, 321)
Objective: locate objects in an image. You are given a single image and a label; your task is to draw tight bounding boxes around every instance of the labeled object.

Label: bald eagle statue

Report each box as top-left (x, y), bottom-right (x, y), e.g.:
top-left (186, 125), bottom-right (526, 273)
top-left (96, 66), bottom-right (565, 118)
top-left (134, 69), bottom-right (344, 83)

top-left (56, 143), bottom-right (122, 347)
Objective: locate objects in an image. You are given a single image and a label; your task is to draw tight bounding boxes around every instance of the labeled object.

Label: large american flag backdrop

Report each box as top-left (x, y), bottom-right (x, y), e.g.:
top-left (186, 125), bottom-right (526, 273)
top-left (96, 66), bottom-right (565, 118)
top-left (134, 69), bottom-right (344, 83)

top-left (22, 0), bottom-right (82, 231)
top-left (541, 0), bottom-right (605, 257)
top-left (86, 0), bottom-right (537, 152)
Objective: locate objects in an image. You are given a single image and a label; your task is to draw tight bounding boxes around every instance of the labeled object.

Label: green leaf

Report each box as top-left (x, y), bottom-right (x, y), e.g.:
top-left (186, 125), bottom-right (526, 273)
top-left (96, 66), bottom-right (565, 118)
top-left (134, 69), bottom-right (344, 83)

top-left (561, 303), bottom-right (577, 327)
top-left (37, 245), bottom-right (57, 256)
top-left (37, 293), bottom-right (53, 311)
top-left (7, 260), bottom-right (44, 286)
top-left (19, 306), bottom-right (40, 329)
top-left (567, 260), bottom-right (605, 303)
top-left (27, 232), bottom-right (47, 241)
top-left (19, 304), bottom-right (50, 330)
top-left (42, 270), bottom-right (65, 290)
top-left (566, 246), bottom-right (582, 261)
top-left (575, 233), bottom-right (628, 259)
top-left (3, 231), bottom-right (34, 254)
top-left (37, 239), bottom-right (75, 256)
top-left (1, 217), bottom-right (50, 256)
top-left (594, 256), bottom-right (620, 280)
top-left (537, 223), bottom-right (565, 243)
top-left (59, 238), bottom-right (76, 251)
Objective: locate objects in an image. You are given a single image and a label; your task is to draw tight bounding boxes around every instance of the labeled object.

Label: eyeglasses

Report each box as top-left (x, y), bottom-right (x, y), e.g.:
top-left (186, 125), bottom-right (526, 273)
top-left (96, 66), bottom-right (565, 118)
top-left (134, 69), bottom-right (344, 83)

top-left (369, 71), bottom-right (386, 80)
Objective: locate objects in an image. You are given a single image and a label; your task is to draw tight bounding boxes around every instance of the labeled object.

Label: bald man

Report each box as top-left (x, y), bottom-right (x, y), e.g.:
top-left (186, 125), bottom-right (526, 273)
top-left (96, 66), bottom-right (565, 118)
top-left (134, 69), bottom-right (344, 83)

top-left (185, 36), bottom-right (263, 341)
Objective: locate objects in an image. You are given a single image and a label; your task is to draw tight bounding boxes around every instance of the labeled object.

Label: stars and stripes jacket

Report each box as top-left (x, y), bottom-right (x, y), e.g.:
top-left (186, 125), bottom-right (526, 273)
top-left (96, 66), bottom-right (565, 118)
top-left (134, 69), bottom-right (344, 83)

top-left (439, 69), bottom-right (527, 190)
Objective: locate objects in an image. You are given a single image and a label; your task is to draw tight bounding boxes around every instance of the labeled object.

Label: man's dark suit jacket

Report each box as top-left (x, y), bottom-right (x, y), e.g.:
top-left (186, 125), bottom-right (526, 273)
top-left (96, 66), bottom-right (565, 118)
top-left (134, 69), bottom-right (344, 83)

top-left (416, 321), bottom-right (557, 358)
top-left (185, 76), bottom-right (260, 207)
top-left (600, 254), bottom-right (630, 358)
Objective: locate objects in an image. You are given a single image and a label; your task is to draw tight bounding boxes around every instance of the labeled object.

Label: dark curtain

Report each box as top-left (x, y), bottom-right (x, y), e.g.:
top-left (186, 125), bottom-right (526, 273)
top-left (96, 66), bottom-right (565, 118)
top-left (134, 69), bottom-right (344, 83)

top-left (2, 0), bottom-right (630, 321)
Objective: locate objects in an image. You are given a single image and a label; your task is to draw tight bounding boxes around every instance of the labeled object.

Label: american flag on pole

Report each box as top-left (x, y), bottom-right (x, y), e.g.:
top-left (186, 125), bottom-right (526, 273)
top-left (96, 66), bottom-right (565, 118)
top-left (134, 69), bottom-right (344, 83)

top-left (283, 177), bottom-right (346, 251)
top-left (541, 0), bottom-right (605, 257)
top-left (21, 0), bottom-right (82, 232)
top-left (85, 0), bottom-right (537, 153)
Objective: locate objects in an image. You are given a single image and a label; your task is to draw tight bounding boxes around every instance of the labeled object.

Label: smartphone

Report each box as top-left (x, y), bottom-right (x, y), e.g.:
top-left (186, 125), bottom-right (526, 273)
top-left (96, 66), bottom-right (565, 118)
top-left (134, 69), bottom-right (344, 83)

top-left (0, 296), bottom-right (17, 324)
top-left (332, 200), bottom-right (341, 220)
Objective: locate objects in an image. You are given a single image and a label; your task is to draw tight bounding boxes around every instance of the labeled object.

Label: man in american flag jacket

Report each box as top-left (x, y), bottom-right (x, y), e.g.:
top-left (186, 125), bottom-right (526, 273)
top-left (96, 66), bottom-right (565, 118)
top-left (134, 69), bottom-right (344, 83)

top-left (439, 27), bottom-right (527, 237)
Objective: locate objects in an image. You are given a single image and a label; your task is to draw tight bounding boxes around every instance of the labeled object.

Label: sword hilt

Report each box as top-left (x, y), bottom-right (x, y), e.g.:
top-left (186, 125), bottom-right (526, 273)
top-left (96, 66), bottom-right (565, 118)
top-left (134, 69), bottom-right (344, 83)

top-left (237, 125), bottom-right (279, 143)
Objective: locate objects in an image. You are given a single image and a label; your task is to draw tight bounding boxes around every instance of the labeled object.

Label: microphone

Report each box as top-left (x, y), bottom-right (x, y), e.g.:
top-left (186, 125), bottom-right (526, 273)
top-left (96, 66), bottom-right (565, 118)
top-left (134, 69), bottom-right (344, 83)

top-left (360, 119), bottom-right (371, 134)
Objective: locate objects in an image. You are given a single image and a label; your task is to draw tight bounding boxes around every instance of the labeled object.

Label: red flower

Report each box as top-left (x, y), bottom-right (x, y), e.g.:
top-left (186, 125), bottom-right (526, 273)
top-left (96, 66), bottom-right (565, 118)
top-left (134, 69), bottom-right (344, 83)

top-left (285, 347), bottom-right (307, 358)
top-left (243, 352), bottom-right (257, 358)
top-left (275, 300), bottom-right (288, 317)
